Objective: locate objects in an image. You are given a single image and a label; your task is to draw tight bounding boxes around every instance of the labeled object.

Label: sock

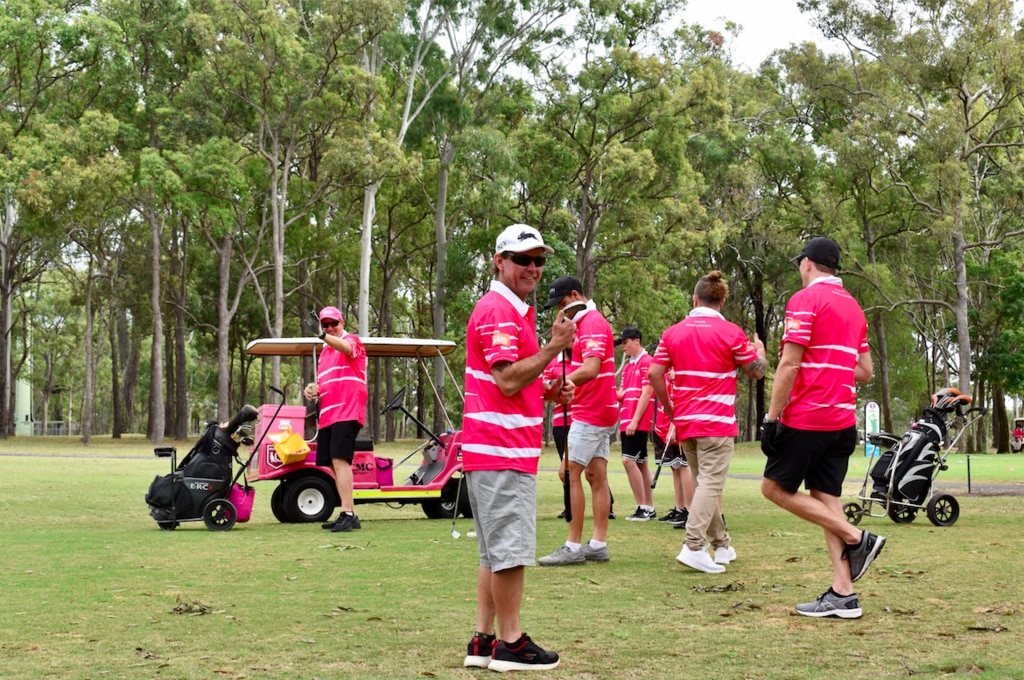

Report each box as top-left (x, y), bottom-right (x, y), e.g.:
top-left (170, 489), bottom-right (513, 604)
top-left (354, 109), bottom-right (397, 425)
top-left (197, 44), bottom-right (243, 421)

top-left (641, 505), bottom-right (654, 512)
top-left (565, 541), bottom-right (582, 551)
top-left (474, 631), bottom-right (495, 640)
top-left (588, 539), bottom-right (607, 549)
top-left (829, 587), bottom-right (854, 598)
top-left (503, 634), bottom-right (526, 650)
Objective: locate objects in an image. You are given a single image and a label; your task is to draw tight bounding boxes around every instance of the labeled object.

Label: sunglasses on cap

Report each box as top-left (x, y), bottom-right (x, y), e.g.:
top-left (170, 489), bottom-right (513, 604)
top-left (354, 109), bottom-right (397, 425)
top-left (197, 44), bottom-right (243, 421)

top-left (320, 320), bottom-right (340, 329)
top-left (503, 252), bottom-right (547, 267)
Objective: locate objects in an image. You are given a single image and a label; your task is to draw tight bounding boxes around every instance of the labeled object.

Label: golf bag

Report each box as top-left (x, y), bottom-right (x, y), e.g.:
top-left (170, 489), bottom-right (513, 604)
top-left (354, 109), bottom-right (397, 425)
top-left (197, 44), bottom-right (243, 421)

top-left (869, 388), bottom-right (970, 505)
top-left (145, 421), bottom-right (240, 523)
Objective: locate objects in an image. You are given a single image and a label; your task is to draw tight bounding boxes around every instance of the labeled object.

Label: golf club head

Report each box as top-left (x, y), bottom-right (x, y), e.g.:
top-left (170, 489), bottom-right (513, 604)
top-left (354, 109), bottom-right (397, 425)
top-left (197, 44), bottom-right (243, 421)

top-left (563, 301), bottom-right (587, 319)
top-left (451, 528), bottom-right (460, 539)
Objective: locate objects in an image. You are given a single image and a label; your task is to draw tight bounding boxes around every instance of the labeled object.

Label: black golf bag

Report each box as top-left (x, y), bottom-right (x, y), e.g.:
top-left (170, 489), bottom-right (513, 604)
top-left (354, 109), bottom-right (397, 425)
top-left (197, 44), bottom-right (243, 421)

top-left (145, 422), bottom-right (240, 523)
top-left (869, 388), bottom-right (971, 505)
top-left (869, 410), bottom-right (946, 505)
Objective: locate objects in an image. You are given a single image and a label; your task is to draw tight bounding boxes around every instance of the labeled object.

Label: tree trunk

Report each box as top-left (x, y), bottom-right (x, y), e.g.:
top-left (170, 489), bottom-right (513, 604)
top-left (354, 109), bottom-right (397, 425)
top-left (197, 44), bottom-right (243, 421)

top-left (432, 140), bottom-right (455, 434)
top-left (110, 310), bottom-right (122, 438)
top-left (359, 180), bottom-right (379, 336)
top-left (120, 309), bottom-right (140, 434)
top-left (873, 311), bottom-right (893, 433)
top-left (81, 259), bottom-right (94, 446)
top-left (216, 234), bottom-right (233, 422)
top-left (992, 383), bottom-right (1008, 452)
top-left (148, 203), bottom-right (165, 444)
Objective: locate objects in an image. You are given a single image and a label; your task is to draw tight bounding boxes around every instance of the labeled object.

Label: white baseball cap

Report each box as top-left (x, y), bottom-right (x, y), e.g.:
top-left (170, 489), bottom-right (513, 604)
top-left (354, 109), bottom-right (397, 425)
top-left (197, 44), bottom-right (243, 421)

top-left (494, 223), bottom-right (554, 255)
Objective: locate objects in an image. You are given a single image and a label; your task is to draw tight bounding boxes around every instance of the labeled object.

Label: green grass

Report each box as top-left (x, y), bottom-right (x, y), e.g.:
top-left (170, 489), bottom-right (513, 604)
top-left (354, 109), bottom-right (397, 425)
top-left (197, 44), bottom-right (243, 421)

top-left (0, 439), bottom-right (1023, 679)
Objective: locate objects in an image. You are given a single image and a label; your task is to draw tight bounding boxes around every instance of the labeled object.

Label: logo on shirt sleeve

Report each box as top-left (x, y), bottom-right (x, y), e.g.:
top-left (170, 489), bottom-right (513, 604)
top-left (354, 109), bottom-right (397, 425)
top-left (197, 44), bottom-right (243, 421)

top-left (785, 319), bottom-right (802, 333)
top-left (491, 332), bottom-right (512, 347)
top-left (585, 339), bottom-right (602, 351)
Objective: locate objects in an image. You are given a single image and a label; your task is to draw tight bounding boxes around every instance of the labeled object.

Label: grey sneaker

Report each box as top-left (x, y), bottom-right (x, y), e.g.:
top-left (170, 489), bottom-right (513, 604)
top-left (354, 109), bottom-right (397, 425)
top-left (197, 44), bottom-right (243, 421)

top-left (844, 530), bottom-right (886, 582)
top-left (581, 543), bottom-right (609, 562)
top-left (795, 589), bottom-right (862, 619)
top-left (538, 545), bottom-right (586, 566)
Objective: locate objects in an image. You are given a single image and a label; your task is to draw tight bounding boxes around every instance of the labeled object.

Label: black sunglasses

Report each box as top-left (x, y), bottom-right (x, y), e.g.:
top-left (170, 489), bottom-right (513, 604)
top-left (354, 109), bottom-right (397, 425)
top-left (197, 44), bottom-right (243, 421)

top-left (503, 252), bottom-right (547, 267)
top-left (321, 320), bottom-right (340, 329)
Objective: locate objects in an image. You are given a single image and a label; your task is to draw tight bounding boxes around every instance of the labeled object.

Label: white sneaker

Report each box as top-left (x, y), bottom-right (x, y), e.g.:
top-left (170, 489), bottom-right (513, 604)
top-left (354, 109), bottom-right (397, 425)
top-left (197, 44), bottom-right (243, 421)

top-left (713, 545), bottom-right (736, 565)
top-left (676, 545), bottom-right (726, 573)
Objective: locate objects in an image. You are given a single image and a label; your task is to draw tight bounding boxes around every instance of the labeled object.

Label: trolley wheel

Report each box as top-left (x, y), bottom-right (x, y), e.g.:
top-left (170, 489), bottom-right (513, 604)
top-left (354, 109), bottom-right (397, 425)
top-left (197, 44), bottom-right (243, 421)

top-left (843, 502), bottom-right (863, 525)
top-left (202, 498), bottom-right (238, 531)
top-left (887, 501), bottom-right (917, 524)
top-left (926, 493), bottom-right (960, 526)
top-left (283, 475), bottom-right (336, 523)
top-left (158, 521), bottom-right (179, 531)
top-left (270, 483), bottom-right (292, 523)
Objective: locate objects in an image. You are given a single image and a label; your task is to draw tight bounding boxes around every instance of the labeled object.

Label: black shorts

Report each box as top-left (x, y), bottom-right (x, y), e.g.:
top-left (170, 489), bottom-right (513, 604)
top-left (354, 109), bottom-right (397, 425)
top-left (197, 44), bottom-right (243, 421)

top-left (652, 433), bottom-right (688, 467)
top-left (620, 430), bottom-right (649, 463)
top-left (316, 420), bottom-right (362, 467)
top-left (763, 424), bottom-right (858, 496)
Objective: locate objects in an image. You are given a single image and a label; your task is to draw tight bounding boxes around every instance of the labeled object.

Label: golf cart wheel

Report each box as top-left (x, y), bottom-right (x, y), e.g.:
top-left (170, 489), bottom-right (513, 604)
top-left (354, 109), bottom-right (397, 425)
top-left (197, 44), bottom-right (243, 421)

top-left (158, 521), bottom-right (179, 531)
top-left (283, 475), bottom-right (336, 523)
top-left (203, 499), bottom-right (237, 531)
top-left (887, 501), bottom-right (917, 524)
top-left (926, 493), bottom-right (960, 526)
top-left (843, 502), bottom-right (863, 525)
top-left (270, 483), bottom-right (292, 523)
top-left (422, 477), bottom-right (471, 520)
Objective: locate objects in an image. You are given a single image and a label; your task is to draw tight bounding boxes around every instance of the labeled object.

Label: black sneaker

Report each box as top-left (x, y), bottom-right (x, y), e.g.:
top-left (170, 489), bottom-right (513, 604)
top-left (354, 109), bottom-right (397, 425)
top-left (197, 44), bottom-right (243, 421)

top-left (463, 632), bottom-right (495, 668)
top-left (795, 588), bottom-right (862, 619)
top-left (321, 513), bottom-right (343, 530)
top-left (625, 506), bottom-right (656, 522)
top-left (658, 507), bottom-right (682, 523)
top-left (672, 508), bottom-right (690, 529)
top-left (331, 513), bottom-right (362, 532)
top-left (844, 530), bottom-right (885, 582)
top-left (488, 633), bottom-right (559, 672)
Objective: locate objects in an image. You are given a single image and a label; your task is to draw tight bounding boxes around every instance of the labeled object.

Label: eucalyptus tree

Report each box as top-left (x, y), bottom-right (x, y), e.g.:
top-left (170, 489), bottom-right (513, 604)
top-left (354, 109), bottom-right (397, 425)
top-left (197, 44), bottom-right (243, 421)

top-left (0, 1), bottom-right (116, 437)
top-left (521, 0), bottom-right (705, 299)
top-left (804, 0), bottom-right (1024, 448)
top-left (189, 0), bottom-right (398, 388)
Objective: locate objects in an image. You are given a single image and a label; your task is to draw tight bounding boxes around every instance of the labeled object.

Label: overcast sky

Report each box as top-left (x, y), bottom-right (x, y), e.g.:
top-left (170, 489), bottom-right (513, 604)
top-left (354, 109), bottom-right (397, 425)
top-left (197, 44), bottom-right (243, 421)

top-left (681, 0), bottom-right (837, 71)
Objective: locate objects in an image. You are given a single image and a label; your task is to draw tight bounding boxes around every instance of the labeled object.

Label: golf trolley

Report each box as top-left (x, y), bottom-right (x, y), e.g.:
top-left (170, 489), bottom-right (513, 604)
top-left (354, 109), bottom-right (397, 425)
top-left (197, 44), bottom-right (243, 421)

top-left (844, 388), bottom-right (986, 527)
top-left (144, 393), bottom-right (284, 531)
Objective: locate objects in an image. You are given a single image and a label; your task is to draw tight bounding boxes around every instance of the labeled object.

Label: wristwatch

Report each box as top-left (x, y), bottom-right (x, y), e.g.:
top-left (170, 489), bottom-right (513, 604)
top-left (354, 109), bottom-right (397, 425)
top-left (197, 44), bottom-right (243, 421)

top-left (763, 415), bottom-right (779, 424)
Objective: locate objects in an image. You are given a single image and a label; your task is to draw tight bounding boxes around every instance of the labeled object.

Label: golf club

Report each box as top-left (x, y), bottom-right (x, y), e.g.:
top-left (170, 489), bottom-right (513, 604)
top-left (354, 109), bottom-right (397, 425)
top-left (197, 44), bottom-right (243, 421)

top-left (651, 423), bottom-right (675, 489)
top-left (451, 472), bottom-right (464, 539)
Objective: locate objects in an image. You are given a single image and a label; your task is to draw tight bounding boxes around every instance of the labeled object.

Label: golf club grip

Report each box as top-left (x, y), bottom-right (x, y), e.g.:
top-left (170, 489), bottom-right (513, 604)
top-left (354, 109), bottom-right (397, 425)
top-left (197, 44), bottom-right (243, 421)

top-left (651, 460), bottom-right (663, 488)
top-left (225, 404), bottom-right (259, 436)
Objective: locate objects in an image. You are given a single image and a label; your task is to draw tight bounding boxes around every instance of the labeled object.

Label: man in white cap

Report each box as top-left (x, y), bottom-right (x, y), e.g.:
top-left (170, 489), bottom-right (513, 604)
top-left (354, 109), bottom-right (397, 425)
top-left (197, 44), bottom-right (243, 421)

top-left (461, 224), bottom-right (575, 672)
top-left (303, 306), bottom-right (367, 532)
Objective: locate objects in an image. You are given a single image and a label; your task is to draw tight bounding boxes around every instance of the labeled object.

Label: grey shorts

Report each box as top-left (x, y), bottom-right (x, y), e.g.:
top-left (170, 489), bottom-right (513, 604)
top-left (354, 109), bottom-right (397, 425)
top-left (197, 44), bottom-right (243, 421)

top-left (567, 421), bottom-right (616, 466)
top-left (466, 470), bottom-right (537, 571)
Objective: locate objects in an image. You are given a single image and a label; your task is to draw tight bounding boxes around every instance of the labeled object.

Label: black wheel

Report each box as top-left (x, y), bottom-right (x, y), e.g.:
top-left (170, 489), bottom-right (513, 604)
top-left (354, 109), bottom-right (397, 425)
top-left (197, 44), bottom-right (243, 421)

top-left (843, 502), bottom-right (863, 525)
top-left (270, 483), bottom-right (292, 523)
top-left (887, 501), bottom-right (917, 524)
top-left (927, 493), bottom-right (960, 526)
top-left (283, 475), bottom-right (336, 523)
top-left (203, 499), bottom-right (237, 531)
top-left (422, 476), bottom-right (472, 520)
top-left (158, 521), bottom-right (179, 531)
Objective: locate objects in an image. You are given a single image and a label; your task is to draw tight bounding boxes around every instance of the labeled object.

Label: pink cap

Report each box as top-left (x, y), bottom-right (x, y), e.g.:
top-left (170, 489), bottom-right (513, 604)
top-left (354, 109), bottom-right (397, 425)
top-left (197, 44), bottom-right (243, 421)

top-left (319, 306), bottom-right (343, 322)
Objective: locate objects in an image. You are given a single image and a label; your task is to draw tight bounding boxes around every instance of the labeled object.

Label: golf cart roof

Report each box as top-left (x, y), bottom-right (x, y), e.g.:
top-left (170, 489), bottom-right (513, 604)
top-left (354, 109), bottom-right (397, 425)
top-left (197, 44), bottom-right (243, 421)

top-left (245, 336), bottom-right (457, 359)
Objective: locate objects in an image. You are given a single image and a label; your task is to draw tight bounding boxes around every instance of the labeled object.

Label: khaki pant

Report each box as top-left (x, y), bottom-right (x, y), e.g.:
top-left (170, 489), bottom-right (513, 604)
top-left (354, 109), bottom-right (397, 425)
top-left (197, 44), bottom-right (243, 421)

top-left (680, 436), bottom-right (734, 551)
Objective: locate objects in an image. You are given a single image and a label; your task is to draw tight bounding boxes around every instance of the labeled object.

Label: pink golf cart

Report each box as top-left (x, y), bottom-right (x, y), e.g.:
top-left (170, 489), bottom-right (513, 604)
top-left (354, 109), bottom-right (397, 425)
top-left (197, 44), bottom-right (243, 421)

top-left (243, 336), bottom-right (470, 523)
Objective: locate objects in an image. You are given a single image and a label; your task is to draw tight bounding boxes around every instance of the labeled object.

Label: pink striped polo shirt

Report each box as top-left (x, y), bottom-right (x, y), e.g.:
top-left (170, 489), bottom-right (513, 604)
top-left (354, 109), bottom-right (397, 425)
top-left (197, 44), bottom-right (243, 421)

top-left (651, 308), bottom-right (759, 438)
top-left (462, 281), bottom-right (544, 474)
top-left (619, 350), bottom-right (655, 432)
top-left (316, 332), bottom-right (368, 427)
top-left (569, 303), bottom-right (618, 427)
top-left (780, 277), bottom-right (868, 431)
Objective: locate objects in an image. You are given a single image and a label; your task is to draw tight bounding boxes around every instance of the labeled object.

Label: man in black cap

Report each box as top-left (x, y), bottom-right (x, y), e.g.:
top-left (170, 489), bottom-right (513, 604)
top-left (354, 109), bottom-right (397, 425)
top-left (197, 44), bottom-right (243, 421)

top-left (538, 277), bottom-right (619, 566)
top-left (615, 326), bottom-right (658, 521)
top-left (760, 236), bottom-right (884, 619)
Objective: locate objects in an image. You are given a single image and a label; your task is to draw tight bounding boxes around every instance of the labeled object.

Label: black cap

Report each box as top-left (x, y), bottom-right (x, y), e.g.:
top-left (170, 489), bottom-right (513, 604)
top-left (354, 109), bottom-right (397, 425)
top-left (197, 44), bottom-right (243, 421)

top-left (543, 276), bottom-right (584, 310)
top-left (794, 236), bottom-right (841, 270)
top-left (614, 326), bottom-right (642, 346)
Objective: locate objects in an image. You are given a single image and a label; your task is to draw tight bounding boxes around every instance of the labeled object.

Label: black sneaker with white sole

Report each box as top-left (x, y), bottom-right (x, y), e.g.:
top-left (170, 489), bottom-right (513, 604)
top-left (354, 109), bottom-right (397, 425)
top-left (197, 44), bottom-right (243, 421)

top-left (844, 530), bottom-right (885, 582)
top-left (463, 632), bottom-right (495, 668)
top-left (330, 513), bottom-right (361, 532)
top-left (488, 634), bottom-right (559, 672)
top-left (795, 588), bottom-right (862, 619)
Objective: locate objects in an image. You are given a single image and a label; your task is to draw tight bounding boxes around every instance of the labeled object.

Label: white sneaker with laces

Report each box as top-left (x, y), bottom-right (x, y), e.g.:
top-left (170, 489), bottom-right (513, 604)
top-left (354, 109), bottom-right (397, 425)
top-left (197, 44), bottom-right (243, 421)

top-left (713, 545), bottom-right (736, 565)
top-left (676, 545), bottom-right (726, 573)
